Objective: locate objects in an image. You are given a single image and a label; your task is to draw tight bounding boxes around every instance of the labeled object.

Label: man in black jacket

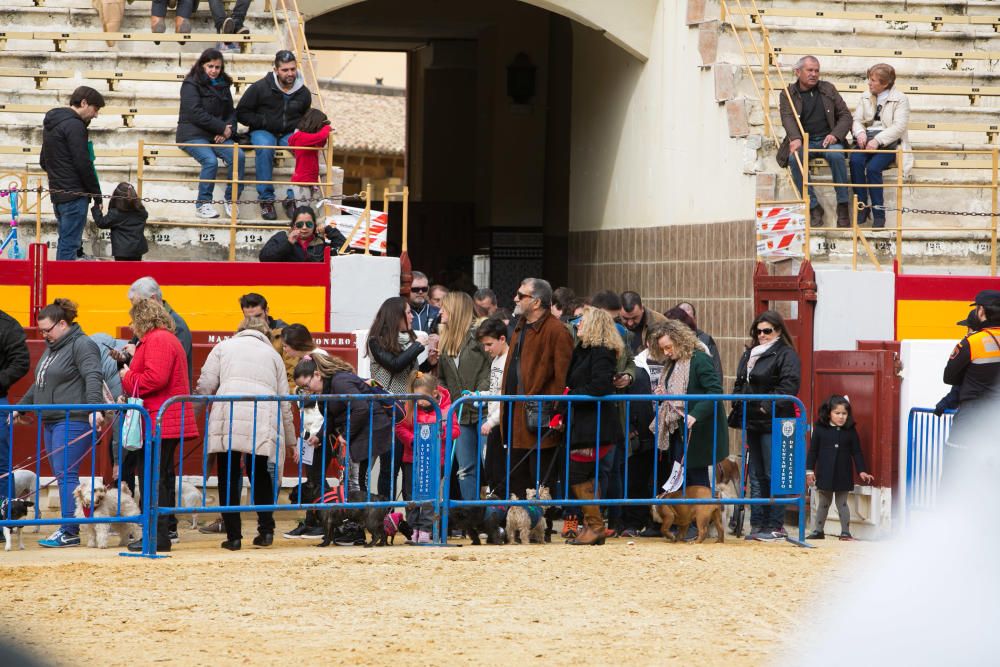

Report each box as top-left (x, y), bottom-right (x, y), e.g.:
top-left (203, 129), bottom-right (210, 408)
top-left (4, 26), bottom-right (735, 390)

top-left (236, 50), bottom-right (313, 221)
top-left (40, 86), bottom-right (106, 260)
top-left (0, 310), bottom-right (30, 507)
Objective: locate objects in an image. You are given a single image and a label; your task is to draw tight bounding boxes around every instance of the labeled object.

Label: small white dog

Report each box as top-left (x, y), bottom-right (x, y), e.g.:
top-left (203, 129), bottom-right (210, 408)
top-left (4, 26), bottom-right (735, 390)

top-left (12, 469), bottom-right (41, 532)
top-left (74, 481), bottom-right (142, 548)
top-left (179, 480), bottom-right (206, 529)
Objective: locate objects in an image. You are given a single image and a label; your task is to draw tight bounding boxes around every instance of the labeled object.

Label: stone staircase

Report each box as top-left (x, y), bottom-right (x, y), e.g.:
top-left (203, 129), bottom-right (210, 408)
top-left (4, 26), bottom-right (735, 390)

top-left (0, 0), bottom-right (337, 261)
top-left (691, 0), bottom-right (1000, 273)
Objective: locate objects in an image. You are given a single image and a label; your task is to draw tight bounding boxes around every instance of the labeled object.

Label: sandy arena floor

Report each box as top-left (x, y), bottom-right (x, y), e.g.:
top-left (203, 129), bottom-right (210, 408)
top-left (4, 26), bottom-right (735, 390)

top-left (0, 514), bottom-right (875, 666)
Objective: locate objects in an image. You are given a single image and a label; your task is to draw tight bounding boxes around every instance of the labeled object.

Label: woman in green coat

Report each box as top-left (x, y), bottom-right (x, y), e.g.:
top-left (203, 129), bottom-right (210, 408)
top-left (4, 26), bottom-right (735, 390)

top-left (648, 320), bottom-right (727, 488)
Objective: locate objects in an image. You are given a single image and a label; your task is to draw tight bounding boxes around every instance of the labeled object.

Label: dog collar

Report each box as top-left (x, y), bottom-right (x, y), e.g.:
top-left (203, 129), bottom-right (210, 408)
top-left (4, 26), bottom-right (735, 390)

top-left (82, 504), bottom-right (91, 518)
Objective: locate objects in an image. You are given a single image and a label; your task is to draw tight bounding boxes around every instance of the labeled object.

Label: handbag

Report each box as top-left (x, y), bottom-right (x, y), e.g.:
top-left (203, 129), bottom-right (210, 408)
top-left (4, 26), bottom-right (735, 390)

top-left (121, 394), bottom-right (145, 451)
top-left (866, 129), bottom-right (899, 151)
top-left (524, 400), bottom-right (552, 432)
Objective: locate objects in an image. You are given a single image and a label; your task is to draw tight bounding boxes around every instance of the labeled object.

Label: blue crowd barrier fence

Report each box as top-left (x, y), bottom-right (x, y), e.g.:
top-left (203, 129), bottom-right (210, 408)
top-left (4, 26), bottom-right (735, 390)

top-left (440, 393), bottom-right (810, 545)
top-left (0, 402), bottom-right (154, 554)
top-left (143, 393), bottom-right (444, 557)
top-left (905, 407), bottom-right (953, 516)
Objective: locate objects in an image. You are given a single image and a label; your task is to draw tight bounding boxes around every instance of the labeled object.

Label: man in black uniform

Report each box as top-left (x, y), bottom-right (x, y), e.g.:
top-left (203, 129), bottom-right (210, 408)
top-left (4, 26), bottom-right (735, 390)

top-left (942, 290), bottom-right (1000, 480)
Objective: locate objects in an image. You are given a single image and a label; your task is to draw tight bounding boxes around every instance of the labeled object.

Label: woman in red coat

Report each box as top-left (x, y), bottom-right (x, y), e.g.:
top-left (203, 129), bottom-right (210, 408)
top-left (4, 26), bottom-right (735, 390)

top-left (121, 299), bottom-right (198, 553)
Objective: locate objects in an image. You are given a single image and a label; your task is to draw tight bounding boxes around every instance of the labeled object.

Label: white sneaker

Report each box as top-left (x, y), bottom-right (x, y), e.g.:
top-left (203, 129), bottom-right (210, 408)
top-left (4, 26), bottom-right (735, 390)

top-left (196, 204), bottom-right (219, 219)
top-left (224, 201), bottom-right (237, 218)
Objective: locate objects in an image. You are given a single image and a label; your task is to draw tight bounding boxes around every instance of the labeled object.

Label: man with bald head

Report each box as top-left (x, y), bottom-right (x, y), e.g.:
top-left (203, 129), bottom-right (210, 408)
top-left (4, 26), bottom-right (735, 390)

top-left (776, 55), bottom-right (852, 227)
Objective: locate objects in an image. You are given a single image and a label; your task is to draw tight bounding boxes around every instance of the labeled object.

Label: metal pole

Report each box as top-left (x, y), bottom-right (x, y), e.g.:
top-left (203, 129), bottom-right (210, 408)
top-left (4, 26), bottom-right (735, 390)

top-left (402, 186), bottom-right (409, 253)
top-left (364, 182), bottom-right (372, 255)
top-left (228, 141), bottom-right (238, 262)
top-left (136, 139), bottom-right (145, 200)
top-left (992, 147), bottom-right (998, 276)
top-left (895, 147), bottom-right (904, 271)
top-left (852, 192), bottom-right (859, 271)
top-left (34, 181), bottom-right (42, 244)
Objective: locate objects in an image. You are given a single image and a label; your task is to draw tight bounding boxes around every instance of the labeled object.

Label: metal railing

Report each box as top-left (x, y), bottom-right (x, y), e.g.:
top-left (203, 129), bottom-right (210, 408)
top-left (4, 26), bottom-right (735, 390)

top-left (905, 407), bottom-right (952, 517)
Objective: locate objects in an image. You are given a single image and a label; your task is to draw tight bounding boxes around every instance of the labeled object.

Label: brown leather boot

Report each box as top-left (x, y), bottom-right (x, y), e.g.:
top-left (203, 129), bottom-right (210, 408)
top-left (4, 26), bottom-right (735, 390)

top-left (836, 202), bottom-right (850, 227)
top-left (567, 480), bottom-right (606, 545)
top-left (809, 205), bottom-right (825, 227)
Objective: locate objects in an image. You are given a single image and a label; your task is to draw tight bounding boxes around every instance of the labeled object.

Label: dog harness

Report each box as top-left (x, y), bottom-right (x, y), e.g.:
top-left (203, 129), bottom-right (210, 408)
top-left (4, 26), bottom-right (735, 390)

top-left (526, 505), bottom-right (544, 528)
top-left (319, 486), bottom-right (345, 505)
top-left (383, 511), bottom-right (404, 536)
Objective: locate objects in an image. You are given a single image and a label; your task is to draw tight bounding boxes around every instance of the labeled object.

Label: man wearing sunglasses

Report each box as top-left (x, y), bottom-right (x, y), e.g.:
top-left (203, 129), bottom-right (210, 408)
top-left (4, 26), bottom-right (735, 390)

top-left (237, 50), bottom-right (313, 221)
top-left (407, 271), bottom-right (439, 334)
top-left (258, 206), bottom-right (346, 263)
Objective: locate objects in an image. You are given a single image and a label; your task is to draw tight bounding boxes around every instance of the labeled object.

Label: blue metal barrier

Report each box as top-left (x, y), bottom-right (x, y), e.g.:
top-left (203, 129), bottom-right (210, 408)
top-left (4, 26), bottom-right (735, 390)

top-left (0, 403), bottom-right (154, 555)
top-left (905, 407), bottom-right (953, 514)
top-left (441, 393), bottom-right (810, 545)
top-left (144, 393), bottom-right (444, 557)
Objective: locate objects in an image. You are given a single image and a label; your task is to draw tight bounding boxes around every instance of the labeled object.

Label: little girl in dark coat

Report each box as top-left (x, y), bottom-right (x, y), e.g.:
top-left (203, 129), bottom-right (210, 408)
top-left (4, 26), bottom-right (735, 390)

top-left (92, 182), bottom-right (148, 261)
top-left (806, 395), bottom-right (874, 540)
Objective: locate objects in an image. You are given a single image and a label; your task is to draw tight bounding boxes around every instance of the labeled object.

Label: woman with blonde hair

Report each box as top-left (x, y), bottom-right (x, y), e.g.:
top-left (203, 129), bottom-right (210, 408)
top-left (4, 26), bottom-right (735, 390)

top-left (436, 291), bottom-right (491, 501)
top-left (561, 306), bottom-right (625, 545)
top-left (850, 63), bottom-right (912, 228)
top-left (648, 319), bottom-right (727, 494)
top-left (196, 316), bottom-right (295, 550)
top-left (121, 298), bottom-right (198, 553)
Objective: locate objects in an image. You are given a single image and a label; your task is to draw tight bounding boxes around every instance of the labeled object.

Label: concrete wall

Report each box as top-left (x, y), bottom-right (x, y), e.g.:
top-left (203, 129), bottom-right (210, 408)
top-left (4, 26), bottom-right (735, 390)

top-left (567, 0), bottom-right (755, 232)
top-left (314, 50), bottom-right (407, 88)
top-left (814, 269), bottom-right (896, 351)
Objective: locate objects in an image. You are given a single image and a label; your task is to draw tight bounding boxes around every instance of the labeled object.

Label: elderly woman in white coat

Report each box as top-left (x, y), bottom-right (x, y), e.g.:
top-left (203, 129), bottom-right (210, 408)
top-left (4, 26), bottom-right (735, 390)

top-left (849, 63), bottom-right (912, 229)
top-left (196, 316), bottom-right (295, 551)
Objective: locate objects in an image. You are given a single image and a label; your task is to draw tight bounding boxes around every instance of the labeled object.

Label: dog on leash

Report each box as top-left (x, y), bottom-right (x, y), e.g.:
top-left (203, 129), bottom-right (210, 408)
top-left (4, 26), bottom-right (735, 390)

top-left (449, 505), bottom-right (487, 545)
top-left (74, 481), bottom-right (142, 548)
top-left (482, 493), bottom-right (508, 545)
top-left (319, 490), bottom-right (392, 548)
top-left (382, 512), bottom-right (413, 545)
top-left (650, 485), bottom-right (724, 544)
top-left (12, 470), bottom-right (40, 533)
top-left (714, 455), bottom-right (742, 535)
top-left (506, 489), bottom-right (547, 544)
top-left (178, 480), bottom-right (206, 529)
top-left (2, 498), bottom-right (33, 551)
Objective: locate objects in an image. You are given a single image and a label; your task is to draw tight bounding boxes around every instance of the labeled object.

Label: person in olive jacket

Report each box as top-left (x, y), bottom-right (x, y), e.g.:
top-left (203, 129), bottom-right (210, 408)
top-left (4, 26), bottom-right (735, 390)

top-left (434, 292), bottom-right (491, 502)
top-left (730, 310), bottom-right (802, 539)
top-left (236, 50), bottom-right (313, 220)
top-left (177, 48), bottom-right (245, 220)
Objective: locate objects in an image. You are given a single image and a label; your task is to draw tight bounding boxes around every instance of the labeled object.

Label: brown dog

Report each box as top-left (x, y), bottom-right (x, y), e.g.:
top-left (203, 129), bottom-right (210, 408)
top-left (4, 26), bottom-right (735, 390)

top-left (651, 485), bottom-right (725, 544)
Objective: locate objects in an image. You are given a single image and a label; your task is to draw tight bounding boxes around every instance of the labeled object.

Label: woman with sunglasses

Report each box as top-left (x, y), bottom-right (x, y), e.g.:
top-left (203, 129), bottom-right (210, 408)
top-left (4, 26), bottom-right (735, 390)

top-left (258, 206), bottom-right (348, 262)
top-left (729, 310), bottom-right (801, 540)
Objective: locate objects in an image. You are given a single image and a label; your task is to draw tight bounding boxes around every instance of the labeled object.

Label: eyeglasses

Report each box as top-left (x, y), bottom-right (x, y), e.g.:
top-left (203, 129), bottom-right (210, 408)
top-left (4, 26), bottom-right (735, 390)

top-left (293, 220), bottom-right (315, 229)
top-left (756, 327), bottom-right (775, 335)
top-left (516, 291), bottom-right (535, 301)
top-left (411, 286), bottom-right (428, 293)
top-left (39, 322), bottom-right (60, 335)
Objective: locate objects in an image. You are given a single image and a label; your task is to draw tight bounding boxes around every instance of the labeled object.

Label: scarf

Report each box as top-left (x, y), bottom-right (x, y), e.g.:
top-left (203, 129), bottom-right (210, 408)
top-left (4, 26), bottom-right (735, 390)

top-left (746, 338), bottom-right (779, 374)
top-left (652, 356), bottom-right (691, 449)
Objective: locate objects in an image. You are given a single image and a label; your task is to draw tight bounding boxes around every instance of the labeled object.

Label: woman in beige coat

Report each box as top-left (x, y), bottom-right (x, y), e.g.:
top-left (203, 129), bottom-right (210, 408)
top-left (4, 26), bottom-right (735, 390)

top-left (849, 63), bottom-right (913, 228)
top-left (196, 316), bottom-right (295, 551)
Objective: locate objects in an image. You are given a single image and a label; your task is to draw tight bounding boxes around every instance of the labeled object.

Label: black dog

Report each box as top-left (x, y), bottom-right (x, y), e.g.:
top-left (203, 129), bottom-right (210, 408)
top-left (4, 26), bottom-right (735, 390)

top-left (448, 505), bottom-right (486, 546)
top-left (2, 498), bottom-right (34, 551)
top-left (482, 494), bottom-right (508, 545)
top-left (319, 491), bottom-right (392, 548)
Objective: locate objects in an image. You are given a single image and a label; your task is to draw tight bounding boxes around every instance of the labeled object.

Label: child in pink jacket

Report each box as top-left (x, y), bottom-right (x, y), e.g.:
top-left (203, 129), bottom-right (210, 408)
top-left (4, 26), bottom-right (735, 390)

top-left (394, 372), bottom-right (460, 502)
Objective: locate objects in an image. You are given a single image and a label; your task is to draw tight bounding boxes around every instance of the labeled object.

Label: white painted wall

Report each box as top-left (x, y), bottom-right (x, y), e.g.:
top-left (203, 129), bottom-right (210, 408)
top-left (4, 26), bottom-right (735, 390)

top-left (329, 255), bottom-right (400, 332)
top-left (814, 269), bottom-right (895, 351)
top-left (568, 1), bottom-right (756, 232)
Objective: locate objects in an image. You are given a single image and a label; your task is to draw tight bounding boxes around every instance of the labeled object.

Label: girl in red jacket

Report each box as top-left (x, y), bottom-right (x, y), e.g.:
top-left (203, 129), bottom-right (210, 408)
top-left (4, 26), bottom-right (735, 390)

top-left (288, 109), bottom-right (332, 211)
top-left (121, 299), bottom-right (198, 553)
top-left (394, 372), bottom-right (460, 502)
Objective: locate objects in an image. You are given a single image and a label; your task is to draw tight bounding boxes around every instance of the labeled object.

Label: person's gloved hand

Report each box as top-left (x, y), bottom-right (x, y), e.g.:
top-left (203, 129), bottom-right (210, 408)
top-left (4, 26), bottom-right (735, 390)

top-left (91, 204), bottom-right (103, 222)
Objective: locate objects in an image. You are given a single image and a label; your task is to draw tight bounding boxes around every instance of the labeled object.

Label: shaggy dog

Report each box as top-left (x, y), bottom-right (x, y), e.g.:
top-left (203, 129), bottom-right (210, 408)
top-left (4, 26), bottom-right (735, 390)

top-left (448, 505), bottom-right (486, 545)
top-left (300, 402), bottom-right (325, 442)
top-left (506, 490), bottom-right (547, 545)
top-left (714, 455), bottom-right (742, 535)
top-left (74, 481), bottom-right (142, 549)
top-left (650, 485), bottom-right (724, 544)
top-left (2, 498), bottom-right (33, 551)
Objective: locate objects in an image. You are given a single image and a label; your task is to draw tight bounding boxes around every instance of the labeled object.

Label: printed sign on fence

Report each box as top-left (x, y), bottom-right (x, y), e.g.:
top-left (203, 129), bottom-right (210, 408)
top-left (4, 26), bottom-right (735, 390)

top-left (412, 421), bottom-right (438, 502)
top-left (757, 233), bottom-right (804, 259)
top-left (756, 203), bottom-right (805, 221)
top-left (771, 417), bottom-right (805, 495)
top-left (327, 205), bottom-right (388, 253)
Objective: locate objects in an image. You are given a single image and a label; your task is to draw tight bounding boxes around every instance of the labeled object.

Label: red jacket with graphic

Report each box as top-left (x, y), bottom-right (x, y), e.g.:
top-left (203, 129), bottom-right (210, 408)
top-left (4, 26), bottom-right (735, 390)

top-left (394, 386), bottom-right (460, 464)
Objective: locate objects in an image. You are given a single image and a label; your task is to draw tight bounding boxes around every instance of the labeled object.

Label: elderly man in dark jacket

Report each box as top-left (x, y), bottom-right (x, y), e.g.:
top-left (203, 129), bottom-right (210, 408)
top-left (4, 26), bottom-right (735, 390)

top-left (40, 86), bottom-right (106, 260)
top-left (0, 310), bottom-right (29, 507)
top-left (236, 50), bottom-right (313, 221)
top-left (776, 56), bottom-right (853, 227)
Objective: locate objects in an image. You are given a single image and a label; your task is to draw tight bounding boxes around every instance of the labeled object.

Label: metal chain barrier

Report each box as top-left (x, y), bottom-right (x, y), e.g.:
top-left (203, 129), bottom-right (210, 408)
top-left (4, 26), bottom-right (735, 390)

top-left (872, 204), bottom-right (998, 218)
top-left (0, 186), bottom-right (367, 209)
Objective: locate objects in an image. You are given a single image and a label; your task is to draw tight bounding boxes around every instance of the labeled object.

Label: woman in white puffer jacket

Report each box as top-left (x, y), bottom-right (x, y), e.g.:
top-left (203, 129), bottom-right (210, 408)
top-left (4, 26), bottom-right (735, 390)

top-left (196, 316), bottom-right (295, 551)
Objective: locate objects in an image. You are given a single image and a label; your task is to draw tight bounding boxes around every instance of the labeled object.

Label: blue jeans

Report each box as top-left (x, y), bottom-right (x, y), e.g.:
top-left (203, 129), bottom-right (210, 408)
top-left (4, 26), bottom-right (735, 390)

top-left (54, 197), bottom-right (89, 260)
top-left (747, 430), bottom-right (785, 532)
top-left (44, 420), bottom-right (92, 535)
top-left (850, 150), bottom-right (895, 223)
top-left (181, 138), bottom-right (245, 205)
top-left (0, 399), bottom-right (11, 502)
top-left (789, 137), bottom-right (849, 208)
top-left (250, 130), bottom-right (293, 202)
top-left (453, 424), bottom-right (480, 501)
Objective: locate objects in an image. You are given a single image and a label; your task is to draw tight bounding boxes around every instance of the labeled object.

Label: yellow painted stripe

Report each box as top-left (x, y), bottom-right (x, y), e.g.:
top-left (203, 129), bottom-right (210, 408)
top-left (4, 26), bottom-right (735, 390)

top-left (897, 299), bottom-right (971, 340)
top-left (0, 285), bottom-right (31, 327)
top-left (48, 284), bottom-right (326, 335)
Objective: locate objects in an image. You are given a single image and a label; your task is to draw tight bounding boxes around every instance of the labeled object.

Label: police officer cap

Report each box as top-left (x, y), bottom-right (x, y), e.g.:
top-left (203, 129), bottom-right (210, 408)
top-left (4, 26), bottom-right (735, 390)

top-left (956, 309), bottom-right (984, 331)
top-left (970, 290), bottom-right (1000, 308)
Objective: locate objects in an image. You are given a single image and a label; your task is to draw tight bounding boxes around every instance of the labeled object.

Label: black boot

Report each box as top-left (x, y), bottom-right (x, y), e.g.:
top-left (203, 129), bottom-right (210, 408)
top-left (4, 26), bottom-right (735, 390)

top-left (221, 539), bottom-right (241, 551)
top-left (809, 205), bottom-right (825, 227)
top-left (836, 202), bottom-right (850, 227)
top-left (127, 538), bottom-right (171, 553)
top-left (252, 532), bottom-right (273, 547)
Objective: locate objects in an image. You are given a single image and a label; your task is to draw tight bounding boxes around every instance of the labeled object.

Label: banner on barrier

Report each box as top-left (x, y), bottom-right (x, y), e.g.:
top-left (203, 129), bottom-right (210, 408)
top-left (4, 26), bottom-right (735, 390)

top-left (756, 204), bottom-right (806, 259)
top-left (757, 233), bottom-right (804, 259)
top-left (771, 417), bottom-right (806, 495)
top-left (412, 421), bottom-right (439, 502)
